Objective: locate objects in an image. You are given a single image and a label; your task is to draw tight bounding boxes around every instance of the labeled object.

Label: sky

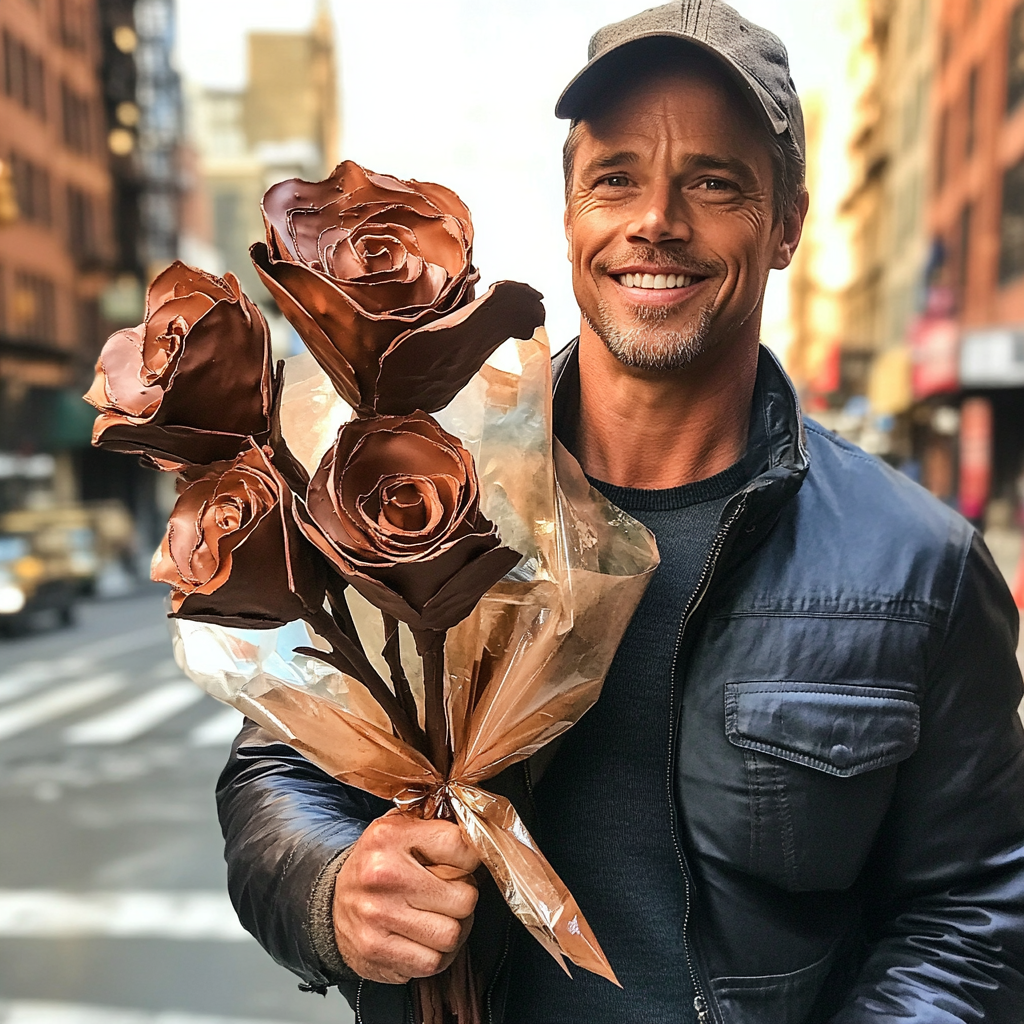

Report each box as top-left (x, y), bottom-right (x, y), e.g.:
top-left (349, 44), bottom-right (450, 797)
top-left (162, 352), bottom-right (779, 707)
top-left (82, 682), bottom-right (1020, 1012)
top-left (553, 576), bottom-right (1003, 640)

top-left (175, 0), bottom-right (860, 355)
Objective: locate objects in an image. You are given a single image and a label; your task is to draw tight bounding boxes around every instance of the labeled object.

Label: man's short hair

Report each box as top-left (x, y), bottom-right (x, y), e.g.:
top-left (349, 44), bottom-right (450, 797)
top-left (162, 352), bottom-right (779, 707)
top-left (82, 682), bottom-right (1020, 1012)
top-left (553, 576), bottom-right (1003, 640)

top-left (561, 40), bottom-right (806, 224)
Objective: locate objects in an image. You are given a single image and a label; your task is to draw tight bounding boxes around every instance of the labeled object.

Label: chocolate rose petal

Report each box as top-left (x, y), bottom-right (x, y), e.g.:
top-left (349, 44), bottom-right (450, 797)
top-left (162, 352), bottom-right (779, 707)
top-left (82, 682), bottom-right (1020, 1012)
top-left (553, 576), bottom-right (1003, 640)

top-left (155, 299), bottom-right (272, 436)
top-left (414, 540), bottom-right (522, 633)
top-left (91, 422), bottom-right (267, 469)
top-left (85, 328), bottom-right (160, 419)
top-left (373, 281), bottom-right (546, 416)
top-left (145, 261), bottom-right (232, 316)
top-left (142, 292), bottom-right (216, 357)
top-left (252, 241), bottom-right (378, 409)
top-left (349, 260), bottom-right (450, 316)
top-left (156, 445), bottom-right (326, 629)
top-left (297, 411), bottom-right (521, 634)
top-left (86, 262), bottom-right (273, 467)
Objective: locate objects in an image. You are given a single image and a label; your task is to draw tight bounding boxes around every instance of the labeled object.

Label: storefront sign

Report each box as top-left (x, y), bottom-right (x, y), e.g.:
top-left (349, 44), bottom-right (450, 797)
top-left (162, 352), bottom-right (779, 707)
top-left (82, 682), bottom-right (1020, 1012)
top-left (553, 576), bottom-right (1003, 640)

top-left (960, 327), bottom-right (1024, 387)
top-left (959, 397), bottom-right (993, 521)
top-left (909, 316), bottom-right (959, 398)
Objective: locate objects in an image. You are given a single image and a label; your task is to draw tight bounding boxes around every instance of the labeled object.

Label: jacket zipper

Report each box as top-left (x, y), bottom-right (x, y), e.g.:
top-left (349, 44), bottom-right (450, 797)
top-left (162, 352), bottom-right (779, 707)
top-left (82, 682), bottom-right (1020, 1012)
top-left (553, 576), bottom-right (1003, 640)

top-left (669, 497), bottom-right (747, 1024)
top-left (484, 919), bottom-right (514, 1024)
top-left (355, 979), bottom-right (364, 1024)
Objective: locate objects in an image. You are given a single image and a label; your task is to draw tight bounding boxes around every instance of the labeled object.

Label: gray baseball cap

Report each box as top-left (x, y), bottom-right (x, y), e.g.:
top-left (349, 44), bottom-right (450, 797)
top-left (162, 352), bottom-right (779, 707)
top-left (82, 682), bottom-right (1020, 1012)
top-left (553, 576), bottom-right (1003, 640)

top-left (555, 0), bottom-right (805, 159)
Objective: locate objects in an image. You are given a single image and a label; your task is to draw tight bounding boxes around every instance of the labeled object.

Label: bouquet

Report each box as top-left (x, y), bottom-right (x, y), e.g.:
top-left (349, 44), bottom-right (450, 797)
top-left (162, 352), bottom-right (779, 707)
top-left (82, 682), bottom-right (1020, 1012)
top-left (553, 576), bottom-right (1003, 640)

top-left (85, 161), bottom-right (659, 1023)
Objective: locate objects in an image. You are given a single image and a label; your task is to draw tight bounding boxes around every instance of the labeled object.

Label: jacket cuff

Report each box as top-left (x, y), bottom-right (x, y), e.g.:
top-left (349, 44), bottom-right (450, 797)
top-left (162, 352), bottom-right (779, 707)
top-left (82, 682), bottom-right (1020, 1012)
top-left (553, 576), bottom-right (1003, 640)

top-left (308, 843), bottom-right (360, 983)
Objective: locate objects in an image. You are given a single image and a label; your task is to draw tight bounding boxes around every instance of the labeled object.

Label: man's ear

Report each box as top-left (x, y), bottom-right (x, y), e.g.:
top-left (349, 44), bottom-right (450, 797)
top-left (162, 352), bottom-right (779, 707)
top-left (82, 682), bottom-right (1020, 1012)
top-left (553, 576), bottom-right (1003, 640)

top-left (771, 189), bottom-right (809, 271)
top-left (564, 204), bottom-right (573, 262)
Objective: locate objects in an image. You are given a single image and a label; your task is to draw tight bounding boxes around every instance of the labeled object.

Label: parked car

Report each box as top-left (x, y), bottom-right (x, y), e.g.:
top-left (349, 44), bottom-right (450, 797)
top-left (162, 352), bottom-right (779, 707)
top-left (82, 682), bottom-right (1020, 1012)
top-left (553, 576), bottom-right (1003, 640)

top-left (0, 532), bottom-right (78, 632)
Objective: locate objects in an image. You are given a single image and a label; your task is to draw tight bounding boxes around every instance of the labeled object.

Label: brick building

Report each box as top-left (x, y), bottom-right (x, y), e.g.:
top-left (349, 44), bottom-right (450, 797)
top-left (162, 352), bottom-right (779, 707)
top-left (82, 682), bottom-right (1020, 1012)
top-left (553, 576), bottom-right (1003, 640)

top-left (931, 0), bottom-right (1024, 518)
top-left (0, 0), bottom-right (114, 478)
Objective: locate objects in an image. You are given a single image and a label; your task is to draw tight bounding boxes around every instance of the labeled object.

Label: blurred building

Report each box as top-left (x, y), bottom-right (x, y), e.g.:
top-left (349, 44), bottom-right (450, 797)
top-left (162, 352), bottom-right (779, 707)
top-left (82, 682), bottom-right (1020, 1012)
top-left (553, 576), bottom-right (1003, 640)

top-left (0, 0), bottom-right (185, 559)
top-left (185, 0), bottom-right (338, 322)
top-left (926, 0), bottom-right (1024, 524)
top-left (824, 0), bottom-right (936, 460)
top-left (0, 0), bottom-right (116, 511)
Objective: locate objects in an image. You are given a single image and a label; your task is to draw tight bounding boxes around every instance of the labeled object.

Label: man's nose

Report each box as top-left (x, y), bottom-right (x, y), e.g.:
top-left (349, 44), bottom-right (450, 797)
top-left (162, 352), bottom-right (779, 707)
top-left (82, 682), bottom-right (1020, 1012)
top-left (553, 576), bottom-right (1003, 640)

top-left (626, 181), bottom-right (692, 245)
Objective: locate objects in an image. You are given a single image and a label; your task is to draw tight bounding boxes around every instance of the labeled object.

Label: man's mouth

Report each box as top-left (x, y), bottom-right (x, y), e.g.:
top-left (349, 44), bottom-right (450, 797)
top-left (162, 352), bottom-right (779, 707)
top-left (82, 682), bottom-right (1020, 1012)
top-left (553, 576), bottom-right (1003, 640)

top-left (614, 272), bottom-right (698, 290)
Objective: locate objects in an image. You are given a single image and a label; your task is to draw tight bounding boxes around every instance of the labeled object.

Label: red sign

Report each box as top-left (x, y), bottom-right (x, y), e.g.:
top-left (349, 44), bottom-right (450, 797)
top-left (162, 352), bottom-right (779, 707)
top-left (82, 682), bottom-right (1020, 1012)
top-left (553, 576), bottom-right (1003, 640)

top-left (959, 397), bottom-right (993, 521)
top-left (910, 315), bottom-right (960, 399)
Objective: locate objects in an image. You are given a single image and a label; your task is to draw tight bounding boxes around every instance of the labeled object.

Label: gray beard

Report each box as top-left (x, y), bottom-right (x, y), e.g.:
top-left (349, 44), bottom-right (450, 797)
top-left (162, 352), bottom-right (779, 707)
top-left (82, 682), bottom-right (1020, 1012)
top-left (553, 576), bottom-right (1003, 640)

top-left (583, 300), bottom-right (716, 371)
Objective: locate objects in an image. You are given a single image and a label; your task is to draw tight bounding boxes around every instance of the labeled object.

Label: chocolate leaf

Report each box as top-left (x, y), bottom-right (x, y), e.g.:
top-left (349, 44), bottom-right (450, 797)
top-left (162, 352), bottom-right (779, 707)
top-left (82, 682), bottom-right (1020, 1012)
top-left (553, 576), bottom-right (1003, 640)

top-left (374, 281), bottom-right (546, 415)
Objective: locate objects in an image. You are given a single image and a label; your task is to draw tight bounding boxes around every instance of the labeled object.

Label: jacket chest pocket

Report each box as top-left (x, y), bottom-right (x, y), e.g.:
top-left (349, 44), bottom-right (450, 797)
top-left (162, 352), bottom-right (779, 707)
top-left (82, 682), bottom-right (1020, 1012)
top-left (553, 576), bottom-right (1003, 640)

top-left (724, 681), bottom-right (919, 892)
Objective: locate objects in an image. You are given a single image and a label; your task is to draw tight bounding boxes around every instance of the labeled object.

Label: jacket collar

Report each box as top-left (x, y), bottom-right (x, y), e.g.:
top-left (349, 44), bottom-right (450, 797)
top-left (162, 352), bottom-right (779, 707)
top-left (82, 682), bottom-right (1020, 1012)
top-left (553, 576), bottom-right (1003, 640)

top-left (550, 337), bottom-right (809, 539)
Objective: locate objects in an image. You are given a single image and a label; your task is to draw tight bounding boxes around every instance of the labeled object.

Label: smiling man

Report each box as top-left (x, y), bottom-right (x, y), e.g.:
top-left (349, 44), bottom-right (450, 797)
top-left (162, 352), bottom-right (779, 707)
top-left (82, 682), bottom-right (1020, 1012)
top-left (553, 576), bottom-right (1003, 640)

top-left (216, 4), bottom-right (1024, 1023)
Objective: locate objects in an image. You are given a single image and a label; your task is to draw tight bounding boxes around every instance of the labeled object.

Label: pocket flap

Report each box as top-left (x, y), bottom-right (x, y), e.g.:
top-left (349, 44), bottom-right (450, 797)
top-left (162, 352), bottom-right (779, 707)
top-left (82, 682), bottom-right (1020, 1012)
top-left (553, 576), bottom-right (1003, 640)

top-left (724, 681), bottom-right (919, 777)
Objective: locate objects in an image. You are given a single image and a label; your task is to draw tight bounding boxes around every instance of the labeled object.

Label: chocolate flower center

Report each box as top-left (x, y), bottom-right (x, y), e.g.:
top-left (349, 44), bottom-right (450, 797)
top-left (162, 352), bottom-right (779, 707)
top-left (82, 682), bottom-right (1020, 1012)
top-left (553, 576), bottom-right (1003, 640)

top-left (140, 315), bottom-right (188, 388)
top-left (170, 465), bottom-right (275, 588)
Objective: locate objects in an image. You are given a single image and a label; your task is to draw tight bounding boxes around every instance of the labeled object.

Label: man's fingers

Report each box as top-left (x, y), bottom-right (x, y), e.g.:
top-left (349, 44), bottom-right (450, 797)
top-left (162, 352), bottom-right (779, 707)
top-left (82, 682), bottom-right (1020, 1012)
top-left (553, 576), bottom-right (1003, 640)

top-left (406, 875), bottom-right (478, 920)
top-left (356, 933), bottom-right (448, 982)
top-left (410, 822), bottom-right (480, 874)
top-left (389, 907), bottom-right (474, 954)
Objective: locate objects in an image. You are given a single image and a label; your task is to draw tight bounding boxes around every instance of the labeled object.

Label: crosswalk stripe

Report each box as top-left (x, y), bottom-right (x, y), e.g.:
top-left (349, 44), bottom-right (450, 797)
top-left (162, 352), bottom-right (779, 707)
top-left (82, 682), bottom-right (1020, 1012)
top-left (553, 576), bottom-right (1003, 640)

top-left (0, 676), bottom-right (125, 741)
top-left (0, 658), bottom-right (94, 705)
top-left (0, 1002), bottom-right (306, 1024)
top-left (64, 683), bottom-right (204, 745)
top-left (0, 890), bottom-right (250, 941)
top-left (188, 706), bottom-right (243, 747)
top-left (0, 626), bottom-right (169, 708)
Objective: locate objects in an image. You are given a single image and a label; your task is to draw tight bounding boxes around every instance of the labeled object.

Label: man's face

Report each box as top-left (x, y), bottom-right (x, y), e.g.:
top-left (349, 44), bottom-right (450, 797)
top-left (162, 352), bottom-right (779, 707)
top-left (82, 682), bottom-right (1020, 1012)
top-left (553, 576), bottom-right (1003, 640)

top-left (565, 69), bottom-right (799, 371)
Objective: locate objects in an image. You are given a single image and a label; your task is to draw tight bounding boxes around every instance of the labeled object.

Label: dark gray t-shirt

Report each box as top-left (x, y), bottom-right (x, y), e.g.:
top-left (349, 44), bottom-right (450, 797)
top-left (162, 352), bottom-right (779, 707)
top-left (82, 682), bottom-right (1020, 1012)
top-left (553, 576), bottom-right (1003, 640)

top-left (503, 458), bottom-right (753, 1023)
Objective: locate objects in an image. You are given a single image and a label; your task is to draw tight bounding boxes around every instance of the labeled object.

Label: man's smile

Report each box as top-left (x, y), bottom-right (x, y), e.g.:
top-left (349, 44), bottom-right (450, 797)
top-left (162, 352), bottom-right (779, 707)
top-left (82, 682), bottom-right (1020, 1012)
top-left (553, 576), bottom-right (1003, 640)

top-left (608, 268), bottom-right (710, 306)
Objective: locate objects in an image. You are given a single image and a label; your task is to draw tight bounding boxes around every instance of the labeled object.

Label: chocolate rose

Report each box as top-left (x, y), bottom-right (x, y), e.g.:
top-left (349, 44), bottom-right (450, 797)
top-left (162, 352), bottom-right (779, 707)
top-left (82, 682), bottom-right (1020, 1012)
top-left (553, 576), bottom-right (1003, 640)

top-left (251, 161), bottom-right (544, 416)
top-left (295, 411), bottom-right (521, 636)
top-left (153, 443), bottom-right (325, 628)
top-left (85, 262), bottom-right (273, 468)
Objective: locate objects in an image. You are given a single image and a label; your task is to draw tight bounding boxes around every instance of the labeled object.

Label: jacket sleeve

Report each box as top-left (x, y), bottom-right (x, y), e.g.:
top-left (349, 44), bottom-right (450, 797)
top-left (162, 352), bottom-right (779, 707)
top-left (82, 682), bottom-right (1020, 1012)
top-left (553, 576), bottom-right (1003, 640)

top-left (216, 717), bottom-right (391, 992)
top-left (830, 532), bottom-right (1024, 1023)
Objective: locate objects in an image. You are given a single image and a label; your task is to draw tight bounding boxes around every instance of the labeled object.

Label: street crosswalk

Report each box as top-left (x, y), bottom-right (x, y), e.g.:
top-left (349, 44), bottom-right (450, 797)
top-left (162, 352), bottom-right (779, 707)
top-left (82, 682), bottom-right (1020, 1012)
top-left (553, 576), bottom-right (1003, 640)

top-left (0, 639), bottom-right (244, 749)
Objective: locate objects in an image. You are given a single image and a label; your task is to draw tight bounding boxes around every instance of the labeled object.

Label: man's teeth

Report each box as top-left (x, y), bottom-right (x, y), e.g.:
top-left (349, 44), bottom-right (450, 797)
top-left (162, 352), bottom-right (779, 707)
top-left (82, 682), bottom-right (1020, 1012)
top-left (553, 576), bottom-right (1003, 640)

top-left (617, 273), bottom-right (694, 289)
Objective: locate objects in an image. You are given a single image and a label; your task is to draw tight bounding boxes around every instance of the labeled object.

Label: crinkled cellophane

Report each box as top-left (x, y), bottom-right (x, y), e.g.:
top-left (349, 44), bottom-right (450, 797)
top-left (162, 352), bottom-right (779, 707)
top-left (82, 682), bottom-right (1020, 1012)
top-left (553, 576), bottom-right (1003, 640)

top-left (171, 328), bottom-right (659, 993)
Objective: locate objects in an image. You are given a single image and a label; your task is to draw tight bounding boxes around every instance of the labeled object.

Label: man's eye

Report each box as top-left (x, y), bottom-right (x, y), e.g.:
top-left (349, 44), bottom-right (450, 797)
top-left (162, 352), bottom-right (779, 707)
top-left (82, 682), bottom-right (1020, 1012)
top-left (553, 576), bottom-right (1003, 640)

top-left (600, 175), bottom-right (631, 188)
top-left (701, 178), bottom-right (735, 191)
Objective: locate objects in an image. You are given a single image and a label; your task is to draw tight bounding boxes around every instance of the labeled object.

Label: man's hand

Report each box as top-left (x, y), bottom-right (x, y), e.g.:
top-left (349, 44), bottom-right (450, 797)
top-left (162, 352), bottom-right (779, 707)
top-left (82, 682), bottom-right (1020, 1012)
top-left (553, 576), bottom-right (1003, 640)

top-left (333, 810), bottom-right (481, 984)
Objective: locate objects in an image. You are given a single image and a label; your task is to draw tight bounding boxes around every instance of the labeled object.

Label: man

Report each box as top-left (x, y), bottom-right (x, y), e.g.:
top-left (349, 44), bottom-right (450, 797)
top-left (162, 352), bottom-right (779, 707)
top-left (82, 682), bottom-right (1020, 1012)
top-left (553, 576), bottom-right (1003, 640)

top-left (217, 4), bottom-right (1024, 1022)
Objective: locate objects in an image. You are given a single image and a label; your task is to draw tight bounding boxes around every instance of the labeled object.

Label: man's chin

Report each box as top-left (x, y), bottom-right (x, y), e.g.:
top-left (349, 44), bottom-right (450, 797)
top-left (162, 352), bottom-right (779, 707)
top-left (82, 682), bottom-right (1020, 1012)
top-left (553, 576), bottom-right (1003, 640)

top-left (585, 304), bottom-right (716, 372)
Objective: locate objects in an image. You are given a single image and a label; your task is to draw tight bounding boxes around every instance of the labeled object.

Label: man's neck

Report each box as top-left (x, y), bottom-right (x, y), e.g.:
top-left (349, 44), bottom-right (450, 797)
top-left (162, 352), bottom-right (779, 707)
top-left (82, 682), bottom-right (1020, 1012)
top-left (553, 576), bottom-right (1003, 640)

top-left (574, 324), bottom-right (759, 490)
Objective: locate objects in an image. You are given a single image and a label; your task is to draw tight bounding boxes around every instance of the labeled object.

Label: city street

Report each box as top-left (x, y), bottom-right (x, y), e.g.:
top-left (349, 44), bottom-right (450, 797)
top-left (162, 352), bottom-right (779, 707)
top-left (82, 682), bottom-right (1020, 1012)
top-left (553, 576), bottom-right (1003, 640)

top-left (0, 589), bottom-right (352, 1024)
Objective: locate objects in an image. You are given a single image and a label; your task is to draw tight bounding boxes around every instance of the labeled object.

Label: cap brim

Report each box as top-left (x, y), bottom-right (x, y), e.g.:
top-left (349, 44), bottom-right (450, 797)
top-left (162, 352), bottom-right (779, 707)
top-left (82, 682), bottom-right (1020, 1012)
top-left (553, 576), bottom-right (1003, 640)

top-left (555, 32), bottom-right (789, 141)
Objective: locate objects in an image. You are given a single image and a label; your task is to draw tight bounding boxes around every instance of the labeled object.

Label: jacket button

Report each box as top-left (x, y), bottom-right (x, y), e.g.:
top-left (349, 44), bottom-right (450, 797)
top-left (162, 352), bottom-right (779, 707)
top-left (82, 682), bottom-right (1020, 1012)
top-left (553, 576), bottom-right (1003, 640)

top-left (830, 743), bottom-right (854, 769)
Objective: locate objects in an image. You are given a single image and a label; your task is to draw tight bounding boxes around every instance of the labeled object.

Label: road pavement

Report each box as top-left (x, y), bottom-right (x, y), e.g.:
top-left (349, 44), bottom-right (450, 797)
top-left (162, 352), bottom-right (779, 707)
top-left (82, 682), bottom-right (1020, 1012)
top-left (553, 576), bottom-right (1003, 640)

top-left (0, 589), bottom-right (353, 1024)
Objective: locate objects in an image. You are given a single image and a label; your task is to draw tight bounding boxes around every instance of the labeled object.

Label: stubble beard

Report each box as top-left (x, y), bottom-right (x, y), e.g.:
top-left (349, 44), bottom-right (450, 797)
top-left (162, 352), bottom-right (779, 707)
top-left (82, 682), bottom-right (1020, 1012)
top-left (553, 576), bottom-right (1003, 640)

top-left (584, 298), bottom-right (717, 371)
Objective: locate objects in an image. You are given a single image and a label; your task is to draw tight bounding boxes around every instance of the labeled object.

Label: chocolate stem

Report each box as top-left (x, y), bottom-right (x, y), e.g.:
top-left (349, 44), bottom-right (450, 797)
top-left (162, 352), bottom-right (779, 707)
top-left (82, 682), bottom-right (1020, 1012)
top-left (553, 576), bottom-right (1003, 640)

top-left (300, 605), bottom-right (421, 749)
top-left (381, 613), bottom-right (419, 731)
top-left (416, 629), bottom-right (451, 778)
top-left (327, 585), bottom-right (360, 643)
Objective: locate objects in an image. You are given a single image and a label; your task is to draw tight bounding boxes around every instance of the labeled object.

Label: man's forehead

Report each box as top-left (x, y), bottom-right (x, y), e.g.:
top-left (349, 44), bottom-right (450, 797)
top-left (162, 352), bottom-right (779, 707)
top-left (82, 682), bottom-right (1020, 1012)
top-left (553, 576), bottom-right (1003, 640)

top-left (583, 68), bottom-right (759, 137)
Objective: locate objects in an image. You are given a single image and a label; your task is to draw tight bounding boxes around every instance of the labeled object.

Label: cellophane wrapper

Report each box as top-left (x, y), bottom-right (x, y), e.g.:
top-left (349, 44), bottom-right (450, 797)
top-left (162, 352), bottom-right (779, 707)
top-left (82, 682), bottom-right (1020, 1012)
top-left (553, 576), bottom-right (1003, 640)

top-left (170, 328), bottom-right (659, 986)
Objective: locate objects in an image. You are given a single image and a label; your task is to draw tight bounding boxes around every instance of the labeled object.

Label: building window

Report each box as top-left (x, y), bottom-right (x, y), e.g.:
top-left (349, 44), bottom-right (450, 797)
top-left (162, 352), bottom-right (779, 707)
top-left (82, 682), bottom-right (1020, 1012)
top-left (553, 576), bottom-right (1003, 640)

top-left (9, 153), bottom-right (51, 226)
top-left (67, 186), bottom-right (99, 266)
top-left (1000, 157), bottom-right (1024, 283)
top-left (937, 108), bottom-right (949, 190)
top-left (10, 272), bottom-right (56, 342)
top-left (1009, 4), bottom-right (1024, 113)
top-left (61, 82), bottom-right (94, 154)
top-left (2, 32), bottom-right (47, 120)
top-left (966, 67), bottom-right (979, 157)
top-left (58, 0), bottom-right (91, 51)
top-left (958, 202), bottom-right (973, 305)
